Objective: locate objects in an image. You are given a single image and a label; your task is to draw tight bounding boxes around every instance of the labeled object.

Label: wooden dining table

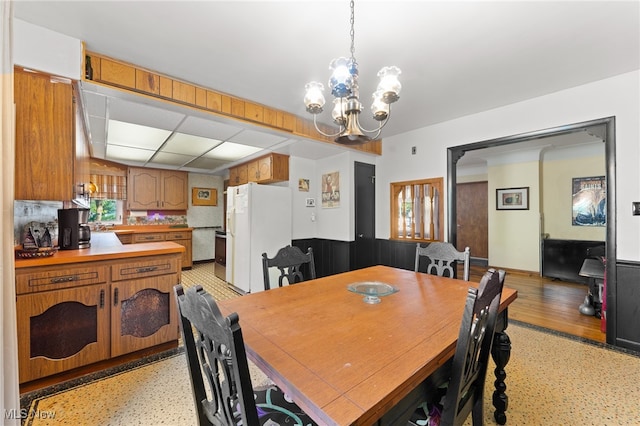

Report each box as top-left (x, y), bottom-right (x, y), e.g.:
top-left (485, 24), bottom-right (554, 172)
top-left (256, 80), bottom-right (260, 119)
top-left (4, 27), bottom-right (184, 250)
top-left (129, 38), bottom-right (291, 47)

top-left (218, 265), bottom-right (518, 425)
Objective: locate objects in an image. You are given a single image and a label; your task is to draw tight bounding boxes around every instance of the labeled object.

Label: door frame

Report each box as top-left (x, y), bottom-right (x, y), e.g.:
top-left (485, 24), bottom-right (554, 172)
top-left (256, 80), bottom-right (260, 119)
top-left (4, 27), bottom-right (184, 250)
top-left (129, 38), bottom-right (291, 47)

top-left (446, 116), bottom-right (616, 343)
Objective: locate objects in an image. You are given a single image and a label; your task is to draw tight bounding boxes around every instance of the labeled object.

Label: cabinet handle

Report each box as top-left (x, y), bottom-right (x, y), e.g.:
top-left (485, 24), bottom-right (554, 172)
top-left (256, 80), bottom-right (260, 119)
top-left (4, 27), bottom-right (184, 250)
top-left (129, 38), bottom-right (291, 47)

top-left (136, 266), bottom-right (158, 273)
top-left (100, 289), bottom-right (105, 308)
top-left (50, 275), bottom-right (77, 284)
top-left (114, 288), bottom-right (119, 306)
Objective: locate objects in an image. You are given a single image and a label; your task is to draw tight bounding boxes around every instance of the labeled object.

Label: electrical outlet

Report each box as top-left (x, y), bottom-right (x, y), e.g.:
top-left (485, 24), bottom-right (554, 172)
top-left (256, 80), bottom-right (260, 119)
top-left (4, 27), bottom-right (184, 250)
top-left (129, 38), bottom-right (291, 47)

top-left (632, 202), bottom-right (640, 216)
top-left (411, 146), bottom-right (417, 155)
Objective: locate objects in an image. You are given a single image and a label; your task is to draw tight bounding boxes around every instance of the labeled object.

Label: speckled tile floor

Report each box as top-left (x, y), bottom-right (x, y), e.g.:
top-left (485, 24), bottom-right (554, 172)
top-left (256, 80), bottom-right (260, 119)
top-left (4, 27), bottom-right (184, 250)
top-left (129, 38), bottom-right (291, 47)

top-left (21, 263), bottom-right (640, 425)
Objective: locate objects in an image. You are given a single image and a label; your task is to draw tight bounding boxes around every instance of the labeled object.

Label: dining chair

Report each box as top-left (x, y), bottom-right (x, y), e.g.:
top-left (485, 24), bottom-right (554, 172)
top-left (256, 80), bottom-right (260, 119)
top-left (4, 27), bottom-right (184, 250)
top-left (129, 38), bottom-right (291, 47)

top-left (409, 268), bottom-right (506, 426)
top-left (262, 245), bottom-right (316, 291)
top-left (415, 242), bottom-right (471, 281)
top-left (174, 284), bottom-right (317, 426)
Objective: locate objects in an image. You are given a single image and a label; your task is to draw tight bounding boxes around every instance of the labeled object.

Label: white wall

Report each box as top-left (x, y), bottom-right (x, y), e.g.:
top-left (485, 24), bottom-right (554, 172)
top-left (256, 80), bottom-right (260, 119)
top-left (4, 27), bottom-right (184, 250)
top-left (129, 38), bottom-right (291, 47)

top-left (14, 19), bottom-right (81, 79)
top-left (378, 70), bottom-right (640, 263)
top-left (289, 157), bottom-right (317, 240)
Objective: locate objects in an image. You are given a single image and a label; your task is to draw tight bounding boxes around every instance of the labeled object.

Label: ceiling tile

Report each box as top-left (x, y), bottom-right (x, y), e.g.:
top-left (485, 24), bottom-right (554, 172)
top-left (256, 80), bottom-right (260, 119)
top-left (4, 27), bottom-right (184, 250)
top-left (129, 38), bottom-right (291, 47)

top-left (161, 133), bottom-right (222, 156)
top-left (227, 129), bottom-right (289, 148)
top-left (106, 145), bottom-right (155, 163)
top-left (107, 120), bottom-right (171, 150)
top-left (177, 115), bottom-right (243, 140)
top-left (184, 156), bottom-right (231, 170)
top-left (108, 97), bottom-right (186, 131)
top-left (148, 151), bottom-right (195, 167)
top-left (203, 142), bottom-right (262, 161)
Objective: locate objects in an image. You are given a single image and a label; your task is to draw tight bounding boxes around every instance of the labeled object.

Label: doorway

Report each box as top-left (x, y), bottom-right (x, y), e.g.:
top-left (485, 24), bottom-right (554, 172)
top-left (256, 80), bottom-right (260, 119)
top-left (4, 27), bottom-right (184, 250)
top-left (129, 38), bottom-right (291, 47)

top-left (447, 116), bottom-right (617, 344)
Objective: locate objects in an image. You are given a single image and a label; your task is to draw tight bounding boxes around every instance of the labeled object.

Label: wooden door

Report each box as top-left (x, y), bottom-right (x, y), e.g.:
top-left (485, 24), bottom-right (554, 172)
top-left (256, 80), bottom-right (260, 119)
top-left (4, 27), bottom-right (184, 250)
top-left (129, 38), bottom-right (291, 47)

top-left (111, 274), bottom-right (178, 357)
top-left (456, 181), bottom-right (488, 259)
top-left (128, 168), bottom-right (160, 209)
top-left (353, 162), bottom-right (376, 269)
top-left (14, 67), bottom-right (74, 200)
top-left (161, 170), bottom-right (188, 209)
top-left (16, 284), bottom-right (110, 383)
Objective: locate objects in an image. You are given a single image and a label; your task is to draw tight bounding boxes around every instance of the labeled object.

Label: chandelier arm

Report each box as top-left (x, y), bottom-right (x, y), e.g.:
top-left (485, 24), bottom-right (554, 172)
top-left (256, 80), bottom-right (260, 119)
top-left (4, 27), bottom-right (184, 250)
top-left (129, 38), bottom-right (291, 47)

top-left (312, 114), bottom-right (344, 138)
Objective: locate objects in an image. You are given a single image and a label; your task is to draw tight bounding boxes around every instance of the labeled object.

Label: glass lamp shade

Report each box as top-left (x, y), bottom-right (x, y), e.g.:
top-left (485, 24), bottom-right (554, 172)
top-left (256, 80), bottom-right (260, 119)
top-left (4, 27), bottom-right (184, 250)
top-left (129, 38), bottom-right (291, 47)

top-left (304, 81), bottom-right (326, 114)
top-left (371, 91), bottom-right (389, 121)
top-left (331, 98), bottom-right (347, 126)
top-left (329, 57), bottom-right (354, 98)
top-left (377, 66), bottom-right (402, 103)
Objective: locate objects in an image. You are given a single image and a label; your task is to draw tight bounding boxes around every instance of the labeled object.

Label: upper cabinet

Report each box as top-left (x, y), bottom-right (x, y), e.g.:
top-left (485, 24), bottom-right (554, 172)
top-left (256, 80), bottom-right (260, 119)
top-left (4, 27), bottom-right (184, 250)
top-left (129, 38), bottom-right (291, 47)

top-left (127, 167), bottom-right (188, 210)
top-left (229, 153), bottom-right (289, 186)
top-left (14, 67), bottom-right (74, 201)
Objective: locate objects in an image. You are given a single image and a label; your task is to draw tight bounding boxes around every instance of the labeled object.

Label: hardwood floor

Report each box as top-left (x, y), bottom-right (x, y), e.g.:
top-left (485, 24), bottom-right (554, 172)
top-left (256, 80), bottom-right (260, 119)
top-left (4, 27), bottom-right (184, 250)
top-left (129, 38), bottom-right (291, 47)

top-left (468, 265), bottom-right (606, 343)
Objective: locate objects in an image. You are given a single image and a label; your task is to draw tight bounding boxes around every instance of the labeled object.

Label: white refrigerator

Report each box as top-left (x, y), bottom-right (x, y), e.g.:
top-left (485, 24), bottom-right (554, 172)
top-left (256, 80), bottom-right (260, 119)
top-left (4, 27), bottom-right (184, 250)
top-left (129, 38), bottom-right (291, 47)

top-left (226, 182), bottom-right (292, 293)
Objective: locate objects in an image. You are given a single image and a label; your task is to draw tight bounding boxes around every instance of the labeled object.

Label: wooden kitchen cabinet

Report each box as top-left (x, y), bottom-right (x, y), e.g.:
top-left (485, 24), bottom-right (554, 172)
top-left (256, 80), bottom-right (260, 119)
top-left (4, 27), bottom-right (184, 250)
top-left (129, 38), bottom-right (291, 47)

top-left (15, 252), bottom-right (181, 383)
top-left (14, 67), bottom-right (74, 201)
top-left (229, 163), bottom-right (248, 186)
top-left (16, 265), bottom-right (111, 383)
top-left (110, 256), bottom-right (179, 357)
top-left (248, 153), bottom-right (289, 184)
top-left (127, 167), bottom-right (188, 210)
top-left (165, 230), bottom-right (193, 269)
top-left (229, 153), bottom-right (289, 187)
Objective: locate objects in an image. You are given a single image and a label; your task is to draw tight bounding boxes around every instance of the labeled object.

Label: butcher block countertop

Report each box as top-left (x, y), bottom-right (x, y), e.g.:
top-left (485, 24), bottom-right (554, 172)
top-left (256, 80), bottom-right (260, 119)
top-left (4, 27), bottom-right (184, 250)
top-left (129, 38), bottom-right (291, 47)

top-left (14, 232), bottom-right (185, 269)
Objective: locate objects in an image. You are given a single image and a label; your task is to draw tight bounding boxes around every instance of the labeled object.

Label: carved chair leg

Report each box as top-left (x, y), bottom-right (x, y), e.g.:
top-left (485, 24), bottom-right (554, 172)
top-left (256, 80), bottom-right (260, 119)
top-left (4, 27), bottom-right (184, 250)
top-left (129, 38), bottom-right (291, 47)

top-left (491, 330), bottom-right (512, 425)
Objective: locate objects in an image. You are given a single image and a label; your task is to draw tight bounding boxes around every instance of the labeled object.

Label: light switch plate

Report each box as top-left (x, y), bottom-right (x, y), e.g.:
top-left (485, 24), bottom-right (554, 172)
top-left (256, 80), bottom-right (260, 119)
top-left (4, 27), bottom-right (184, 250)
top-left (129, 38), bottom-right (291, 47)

top-left (632, 202), bottom-right (640, 216)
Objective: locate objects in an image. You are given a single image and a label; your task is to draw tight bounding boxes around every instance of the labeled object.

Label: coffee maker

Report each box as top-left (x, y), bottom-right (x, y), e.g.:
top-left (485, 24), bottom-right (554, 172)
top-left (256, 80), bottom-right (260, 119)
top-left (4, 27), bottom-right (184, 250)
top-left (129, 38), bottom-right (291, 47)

top-left (58, 208), bottom-right (91, 250)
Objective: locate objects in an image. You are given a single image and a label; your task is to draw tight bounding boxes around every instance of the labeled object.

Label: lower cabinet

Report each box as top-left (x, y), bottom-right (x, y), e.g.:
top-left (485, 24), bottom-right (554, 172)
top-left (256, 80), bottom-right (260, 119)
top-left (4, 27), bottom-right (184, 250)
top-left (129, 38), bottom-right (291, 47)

top-left (15, 253), bottom-right (181, 384)
top-left (16, 283), bottom-right (111, 383)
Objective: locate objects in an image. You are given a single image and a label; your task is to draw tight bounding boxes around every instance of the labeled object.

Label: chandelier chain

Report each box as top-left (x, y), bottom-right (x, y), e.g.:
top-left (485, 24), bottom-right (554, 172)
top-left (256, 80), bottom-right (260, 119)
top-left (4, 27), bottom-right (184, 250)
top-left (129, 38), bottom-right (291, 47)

top-left (350, 0), bottom-right (355, 61)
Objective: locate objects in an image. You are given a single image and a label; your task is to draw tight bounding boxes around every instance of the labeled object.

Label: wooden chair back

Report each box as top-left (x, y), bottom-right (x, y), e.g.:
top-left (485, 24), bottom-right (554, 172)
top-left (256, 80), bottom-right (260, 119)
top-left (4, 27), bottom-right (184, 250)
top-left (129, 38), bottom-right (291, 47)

top-left (262, 245), bottom-right (316, 291)
top-left (441, 268), bottom-right (506, 426)
top-left (415, 242), bottom-right (471, 281)
top-left (174, 284), bottom-right (258, 426)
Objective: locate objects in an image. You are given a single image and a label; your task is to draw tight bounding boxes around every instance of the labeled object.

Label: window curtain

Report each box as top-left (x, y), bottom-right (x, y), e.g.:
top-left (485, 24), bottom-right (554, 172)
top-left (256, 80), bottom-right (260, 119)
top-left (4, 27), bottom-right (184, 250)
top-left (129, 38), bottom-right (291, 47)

top-left (1, 1), bottom-right (20, 424)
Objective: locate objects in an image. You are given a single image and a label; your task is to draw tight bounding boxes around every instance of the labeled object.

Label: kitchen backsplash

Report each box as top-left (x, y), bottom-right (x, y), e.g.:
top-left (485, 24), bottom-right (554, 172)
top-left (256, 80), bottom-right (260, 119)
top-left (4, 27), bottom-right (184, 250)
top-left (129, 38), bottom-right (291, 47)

top-left (126, 214), bottom-right (188, 226)
top-left (13, 200), bottom-right (62, 246)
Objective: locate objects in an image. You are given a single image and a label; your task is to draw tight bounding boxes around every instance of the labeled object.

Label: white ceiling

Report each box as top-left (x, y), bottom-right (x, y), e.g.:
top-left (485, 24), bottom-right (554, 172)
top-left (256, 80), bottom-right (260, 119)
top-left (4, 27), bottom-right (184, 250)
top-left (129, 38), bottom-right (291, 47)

top-left (13, 1), bottom-right (640, 174)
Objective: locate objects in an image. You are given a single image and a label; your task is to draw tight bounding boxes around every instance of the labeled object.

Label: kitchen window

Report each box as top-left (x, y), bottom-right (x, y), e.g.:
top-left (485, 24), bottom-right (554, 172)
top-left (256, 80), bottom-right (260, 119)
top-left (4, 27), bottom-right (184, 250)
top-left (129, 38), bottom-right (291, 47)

top-left (88, 199), bottom-right (124, 225)
top-left (390, 177), bottom-right (443, 242)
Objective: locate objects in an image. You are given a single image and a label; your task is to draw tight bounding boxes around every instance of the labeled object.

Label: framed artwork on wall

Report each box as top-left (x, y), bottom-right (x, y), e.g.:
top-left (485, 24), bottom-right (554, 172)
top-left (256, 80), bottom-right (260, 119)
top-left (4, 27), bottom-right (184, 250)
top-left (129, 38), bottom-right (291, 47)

top-left (572, 176), bottom-right (606, 226)
top-left (192, 187), bottom-right (217, 206)
top-left (496, 187), bottom-right (529, 210)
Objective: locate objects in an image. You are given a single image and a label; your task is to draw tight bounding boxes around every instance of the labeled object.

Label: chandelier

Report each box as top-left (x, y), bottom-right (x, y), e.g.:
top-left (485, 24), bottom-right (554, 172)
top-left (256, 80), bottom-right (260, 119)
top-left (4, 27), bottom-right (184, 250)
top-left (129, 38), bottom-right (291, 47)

top-left (303, 0), bottom-right (401, 145)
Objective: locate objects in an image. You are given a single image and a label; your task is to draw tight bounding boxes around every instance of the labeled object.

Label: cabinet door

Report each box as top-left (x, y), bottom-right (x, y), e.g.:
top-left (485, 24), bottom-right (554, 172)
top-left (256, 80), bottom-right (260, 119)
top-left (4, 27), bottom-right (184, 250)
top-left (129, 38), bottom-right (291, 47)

top-left (14, 67), bottom-right (74, 200)
top-left (128, 167), bottom-right (161, 210)
top-left (229, 164), bottom-right (248, 186)
top-left (111, 274), bottom-right (179, 357)
top-left (166, 231), bottom-right (192, 269)
top-left (160, 170), bottom-right (188, 209)
top-left (16, 284), bottom-right (110, 383)
top-left (247, 159), bottom-right (259, 182)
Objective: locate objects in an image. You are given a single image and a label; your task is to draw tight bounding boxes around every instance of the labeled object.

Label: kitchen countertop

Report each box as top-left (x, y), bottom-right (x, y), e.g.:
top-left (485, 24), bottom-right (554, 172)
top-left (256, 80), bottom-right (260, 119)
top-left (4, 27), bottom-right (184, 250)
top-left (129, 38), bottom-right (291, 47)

top-left (110, 225), bottom-right (194, 235)
top-left (15, 232), bottom-right (185, 269)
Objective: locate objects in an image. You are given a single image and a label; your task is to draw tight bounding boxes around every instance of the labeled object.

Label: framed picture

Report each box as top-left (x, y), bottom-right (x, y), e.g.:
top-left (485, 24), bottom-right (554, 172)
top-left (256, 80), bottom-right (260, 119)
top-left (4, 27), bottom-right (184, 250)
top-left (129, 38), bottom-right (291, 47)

top-left (192, 187), bottom-right (217, 206)
top-left (305, 198), bottom-right (316, 207)
top-left (298, 178), bottom-right (310, 192)
top-left (322, 171), bottom-right (340, 208)
top-left (496, 187), bottom-right (529, 210)
top-left (572, 176), bottom-right (606, 226)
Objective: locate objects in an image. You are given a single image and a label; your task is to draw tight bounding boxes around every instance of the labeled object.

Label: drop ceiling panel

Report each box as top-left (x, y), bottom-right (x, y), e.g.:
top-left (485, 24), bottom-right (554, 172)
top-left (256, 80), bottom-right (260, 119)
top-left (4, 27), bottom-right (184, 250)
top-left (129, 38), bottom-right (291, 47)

top-left (161, 133), bottom-right (222, 156)
top-left (177, 115), bottom-right (244, 141)
top-left (108, 97), bottom-right (185, 131)
top-left (227, 129), bottom-right (289, 148)
top-left (185, 157), bottom-right (231, 170)
top-left (83, 91), bottom-right (107, 118)
top-left (107, 120), bottom-right (171, 150)
top-left (148, 151), bottom-right (195, 167)
top-left (203, 142), bottom-right (262, 161)
top-left (106, 145), bottom-right (155, 163)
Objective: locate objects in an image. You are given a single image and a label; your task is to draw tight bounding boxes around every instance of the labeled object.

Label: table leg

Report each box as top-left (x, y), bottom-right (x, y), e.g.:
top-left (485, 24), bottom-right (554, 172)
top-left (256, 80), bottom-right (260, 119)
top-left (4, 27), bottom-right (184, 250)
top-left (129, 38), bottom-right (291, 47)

top-left (491, 323), bottom-right (511, 425)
